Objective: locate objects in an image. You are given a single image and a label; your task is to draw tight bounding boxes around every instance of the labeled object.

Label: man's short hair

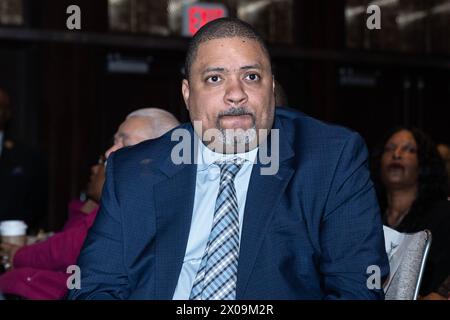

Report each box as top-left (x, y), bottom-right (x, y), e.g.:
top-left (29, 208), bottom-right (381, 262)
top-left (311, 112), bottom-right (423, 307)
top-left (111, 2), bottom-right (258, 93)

top-left (184, 17), bottom-right (271, 80)
top-left (126, 108), bottom-right (179, 139)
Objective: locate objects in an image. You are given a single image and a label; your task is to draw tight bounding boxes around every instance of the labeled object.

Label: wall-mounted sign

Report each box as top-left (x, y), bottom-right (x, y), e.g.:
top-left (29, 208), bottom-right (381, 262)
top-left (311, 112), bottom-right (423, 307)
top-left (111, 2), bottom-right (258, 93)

top-left (182, 3), bottom-right (228, 37)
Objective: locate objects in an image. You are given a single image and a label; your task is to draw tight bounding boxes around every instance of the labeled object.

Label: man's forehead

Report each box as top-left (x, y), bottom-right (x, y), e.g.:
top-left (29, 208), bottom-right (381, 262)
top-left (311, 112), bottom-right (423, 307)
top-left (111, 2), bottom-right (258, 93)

top-left (194, 38), bottom-right (268, 65)
top-left (118, 117), bottom-right (150, 136)
top-left (119, 117), bottom-right (142, 131)
top-left (202, 64), bottom-right (263, 74)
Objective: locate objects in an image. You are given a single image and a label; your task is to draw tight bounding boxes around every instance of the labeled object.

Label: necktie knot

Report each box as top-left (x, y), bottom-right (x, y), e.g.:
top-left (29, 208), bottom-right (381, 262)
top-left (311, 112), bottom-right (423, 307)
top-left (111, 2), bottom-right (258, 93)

top-left (216, 158), bottom-right (245, 182)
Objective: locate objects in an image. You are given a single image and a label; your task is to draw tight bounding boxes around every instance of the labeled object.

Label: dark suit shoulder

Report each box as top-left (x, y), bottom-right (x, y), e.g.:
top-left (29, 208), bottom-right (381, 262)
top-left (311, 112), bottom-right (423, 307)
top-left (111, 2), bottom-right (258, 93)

top-left (109, 123), bottom-right (191, 174)
top-left (275, 107), bottom-right (363, 151)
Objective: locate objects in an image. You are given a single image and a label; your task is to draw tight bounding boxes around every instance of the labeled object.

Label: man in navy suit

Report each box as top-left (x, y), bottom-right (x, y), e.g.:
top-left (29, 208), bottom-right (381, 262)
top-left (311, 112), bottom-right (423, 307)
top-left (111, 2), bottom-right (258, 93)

top-left (69, 18), bottom-right (389, 300)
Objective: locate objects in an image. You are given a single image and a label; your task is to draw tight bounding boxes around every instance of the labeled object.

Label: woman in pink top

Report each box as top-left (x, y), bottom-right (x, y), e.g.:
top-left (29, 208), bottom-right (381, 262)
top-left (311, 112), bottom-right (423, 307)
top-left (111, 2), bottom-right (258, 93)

top-left (0, 159), bottom-right (105, 299)
top-left (0, 108), bottom-right (180, 299)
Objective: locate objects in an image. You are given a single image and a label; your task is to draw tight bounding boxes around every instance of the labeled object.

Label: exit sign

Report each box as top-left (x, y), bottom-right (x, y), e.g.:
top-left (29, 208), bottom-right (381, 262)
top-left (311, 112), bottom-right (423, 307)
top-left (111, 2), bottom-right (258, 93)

top-left (182, 3), bottom-right (228, 37)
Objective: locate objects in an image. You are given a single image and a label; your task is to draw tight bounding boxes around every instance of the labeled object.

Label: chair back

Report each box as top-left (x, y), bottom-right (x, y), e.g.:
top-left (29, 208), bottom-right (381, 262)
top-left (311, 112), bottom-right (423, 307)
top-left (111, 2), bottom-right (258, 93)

top-left (383, 227), bottom-right (432, 300)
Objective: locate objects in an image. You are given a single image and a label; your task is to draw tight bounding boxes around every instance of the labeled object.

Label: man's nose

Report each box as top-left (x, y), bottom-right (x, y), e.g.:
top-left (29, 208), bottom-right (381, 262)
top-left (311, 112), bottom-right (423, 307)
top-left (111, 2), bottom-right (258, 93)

top-left (224, 79), bottom-right (247, 106)
top-left (105, 143), bottom-right (121, 159)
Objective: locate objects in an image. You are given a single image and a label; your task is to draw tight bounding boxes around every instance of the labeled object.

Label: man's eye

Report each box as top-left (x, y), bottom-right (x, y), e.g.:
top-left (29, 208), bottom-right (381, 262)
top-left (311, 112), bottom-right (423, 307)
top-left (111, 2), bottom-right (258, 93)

top-left (206, 75), bottom-right (221, 83)
top-left (245, 74), bottom-right (260, 81)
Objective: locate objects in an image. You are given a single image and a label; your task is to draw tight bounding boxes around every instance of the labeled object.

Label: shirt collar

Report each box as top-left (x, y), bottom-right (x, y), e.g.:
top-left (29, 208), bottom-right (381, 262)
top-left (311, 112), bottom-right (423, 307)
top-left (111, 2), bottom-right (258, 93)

top-left (196, 135), bottom-right (258, 171)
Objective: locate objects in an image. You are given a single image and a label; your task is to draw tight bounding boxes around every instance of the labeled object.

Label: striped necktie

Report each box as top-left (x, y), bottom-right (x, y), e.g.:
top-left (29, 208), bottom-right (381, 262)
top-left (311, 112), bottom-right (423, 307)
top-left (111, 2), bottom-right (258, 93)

top-left (190, 159), bottom-right (244, 300)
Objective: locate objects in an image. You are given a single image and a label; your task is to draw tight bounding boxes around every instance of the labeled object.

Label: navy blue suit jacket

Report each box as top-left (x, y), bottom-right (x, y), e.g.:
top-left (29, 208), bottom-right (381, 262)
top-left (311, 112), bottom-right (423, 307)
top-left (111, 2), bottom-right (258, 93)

top-left (69, 107), bottom-right (389, 300)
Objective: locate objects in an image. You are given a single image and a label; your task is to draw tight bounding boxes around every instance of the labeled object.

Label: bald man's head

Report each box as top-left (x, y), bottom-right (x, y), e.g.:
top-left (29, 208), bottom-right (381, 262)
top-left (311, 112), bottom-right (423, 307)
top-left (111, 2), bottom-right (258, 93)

top-left (105, 108), bottom-right (179, 158)
top-left (126, 108), bottom-right (180, 138)
top-left (0, 88), bottom-right (12, 130)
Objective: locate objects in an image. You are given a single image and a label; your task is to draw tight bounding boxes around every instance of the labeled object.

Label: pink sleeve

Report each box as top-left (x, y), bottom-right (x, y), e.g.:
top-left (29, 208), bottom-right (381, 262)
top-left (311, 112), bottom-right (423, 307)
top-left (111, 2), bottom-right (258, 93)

top-left (0, 267), bottom-right (69, 300)
top-left (63, 200), bottom-right (89, 230)
top-left (13, 218), bottom-right (93, 272)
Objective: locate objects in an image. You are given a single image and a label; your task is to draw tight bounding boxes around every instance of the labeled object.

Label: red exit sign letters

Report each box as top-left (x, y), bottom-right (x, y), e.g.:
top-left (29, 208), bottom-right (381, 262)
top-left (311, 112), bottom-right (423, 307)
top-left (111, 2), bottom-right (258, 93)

top-left (182, 3), bottom-right (228, 36)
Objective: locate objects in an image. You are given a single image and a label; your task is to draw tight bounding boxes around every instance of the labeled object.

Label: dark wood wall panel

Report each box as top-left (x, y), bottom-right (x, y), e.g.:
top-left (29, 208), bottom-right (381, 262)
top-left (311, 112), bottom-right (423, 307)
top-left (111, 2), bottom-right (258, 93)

top-left (1, 0), bottom-right (449, 230)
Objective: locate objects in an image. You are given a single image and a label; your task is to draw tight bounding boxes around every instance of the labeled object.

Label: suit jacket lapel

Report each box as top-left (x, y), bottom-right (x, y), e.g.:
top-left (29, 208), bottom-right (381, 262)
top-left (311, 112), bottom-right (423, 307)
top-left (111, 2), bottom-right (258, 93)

top-left (236, 117), bottom-right (295, 299)
top-left (151, 119), bottom-right (295, 299)
top-left (153, 125), bottom-right (197, 299)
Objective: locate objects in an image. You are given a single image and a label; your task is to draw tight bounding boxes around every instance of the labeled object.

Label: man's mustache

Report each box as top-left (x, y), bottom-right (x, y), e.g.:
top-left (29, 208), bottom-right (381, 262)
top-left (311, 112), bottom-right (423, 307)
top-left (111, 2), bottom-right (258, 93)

top-left (218, 107), bottom-right (255, 118)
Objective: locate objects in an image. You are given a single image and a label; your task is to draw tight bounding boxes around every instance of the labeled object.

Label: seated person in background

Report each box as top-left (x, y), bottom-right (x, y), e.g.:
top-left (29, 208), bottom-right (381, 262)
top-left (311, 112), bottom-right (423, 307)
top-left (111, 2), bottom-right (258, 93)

top-left (371, 127), bottom-right (450, 300)
top-left (105, 108), bottom-right (180, 158)
top-left (0, 108), bottom-right (180, 299)
top-left (0, 157), bottom-right (104, 299)
top-left (274, 79), bottom-right (289, 107)
top-left (0, 87), bottom-right (48, 232)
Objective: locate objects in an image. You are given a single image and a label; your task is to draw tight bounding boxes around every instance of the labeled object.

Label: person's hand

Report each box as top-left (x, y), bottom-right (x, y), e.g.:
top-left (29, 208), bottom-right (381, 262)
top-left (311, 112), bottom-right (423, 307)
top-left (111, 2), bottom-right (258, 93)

top-left (81, 199), bottom-right (99, 215)
top-left (419, 292), bottom-right (447, 300)
top-left (0, 243), bottom-right (23, 270)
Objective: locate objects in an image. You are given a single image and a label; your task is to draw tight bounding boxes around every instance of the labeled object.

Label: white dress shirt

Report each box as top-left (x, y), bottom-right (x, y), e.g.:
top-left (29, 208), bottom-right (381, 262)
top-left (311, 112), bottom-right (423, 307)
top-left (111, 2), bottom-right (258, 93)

top-left (172, 137), bottom-right (258, 299)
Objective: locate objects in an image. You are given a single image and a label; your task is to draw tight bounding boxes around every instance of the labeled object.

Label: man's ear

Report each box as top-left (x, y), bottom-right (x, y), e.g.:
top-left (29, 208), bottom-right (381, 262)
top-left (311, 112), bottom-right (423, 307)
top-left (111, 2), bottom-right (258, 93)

top-left (272, 76), bottom-right (276, 106)
top-left (182, 79), bottom-right (190, 110)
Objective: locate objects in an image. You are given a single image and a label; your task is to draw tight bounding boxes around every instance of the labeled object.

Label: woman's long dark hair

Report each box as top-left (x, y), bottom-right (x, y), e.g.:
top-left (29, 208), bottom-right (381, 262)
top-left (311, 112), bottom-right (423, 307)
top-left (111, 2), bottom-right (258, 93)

top-left (371, 127), bottom-right (449, 226)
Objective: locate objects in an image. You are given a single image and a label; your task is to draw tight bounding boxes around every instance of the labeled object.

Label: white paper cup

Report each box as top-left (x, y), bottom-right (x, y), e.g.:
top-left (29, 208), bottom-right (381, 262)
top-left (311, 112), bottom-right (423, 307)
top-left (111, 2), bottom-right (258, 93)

top-left (0, 220), bottom-right (28, 246)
